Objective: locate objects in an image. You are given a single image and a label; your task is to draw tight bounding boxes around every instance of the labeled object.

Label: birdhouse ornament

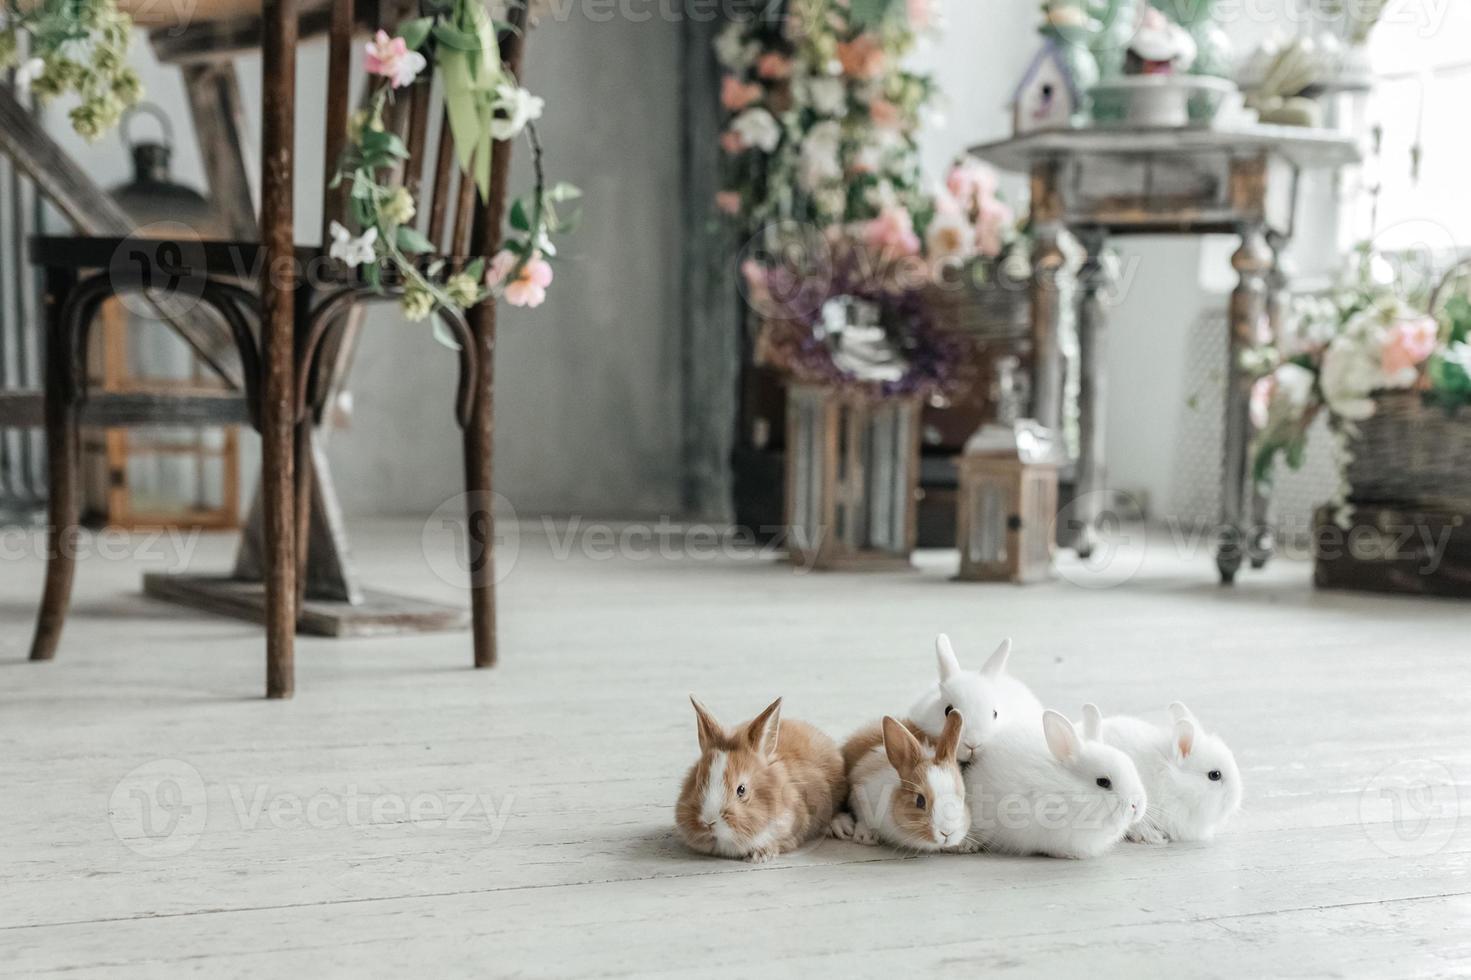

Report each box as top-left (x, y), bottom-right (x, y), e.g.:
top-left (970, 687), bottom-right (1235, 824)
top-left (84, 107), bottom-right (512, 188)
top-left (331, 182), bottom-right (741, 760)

top-left (954, 358), bottom-right (1063, 583)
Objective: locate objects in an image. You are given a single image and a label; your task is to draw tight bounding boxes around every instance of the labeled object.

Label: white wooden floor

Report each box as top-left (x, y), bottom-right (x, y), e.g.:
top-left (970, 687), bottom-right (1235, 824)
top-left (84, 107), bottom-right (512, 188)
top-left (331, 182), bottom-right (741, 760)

top-left (2, 518), bottom-right (1469, 977)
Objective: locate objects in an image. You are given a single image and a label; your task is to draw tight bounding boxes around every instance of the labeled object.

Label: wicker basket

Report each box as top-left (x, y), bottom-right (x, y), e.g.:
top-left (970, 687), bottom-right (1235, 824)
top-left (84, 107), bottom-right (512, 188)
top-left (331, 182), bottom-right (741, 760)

top-left (1345, 391), bottom-right (1471, 510)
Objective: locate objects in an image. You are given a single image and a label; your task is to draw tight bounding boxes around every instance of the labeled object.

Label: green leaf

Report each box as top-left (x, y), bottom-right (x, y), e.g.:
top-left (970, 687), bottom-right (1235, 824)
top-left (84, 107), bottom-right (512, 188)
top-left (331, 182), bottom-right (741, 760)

top-left (508, 199), bottom-right (531, 233)
top-left (397, 226), bottom-right (435, 254)
top-left (463, 257), bottom-right (485, 281)
top-left (432, 21), bottom-right (481, 53)
top-left (397, 16), bottom-right (433, 50)
top-left (360, 128), bottom-right (408, 163)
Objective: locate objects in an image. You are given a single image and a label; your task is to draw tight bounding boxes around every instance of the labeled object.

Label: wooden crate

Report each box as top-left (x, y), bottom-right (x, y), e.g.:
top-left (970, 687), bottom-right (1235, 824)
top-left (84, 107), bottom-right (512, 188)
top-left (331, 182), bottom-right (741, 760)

top-left (1313, 505), bottom-right (1471, 599)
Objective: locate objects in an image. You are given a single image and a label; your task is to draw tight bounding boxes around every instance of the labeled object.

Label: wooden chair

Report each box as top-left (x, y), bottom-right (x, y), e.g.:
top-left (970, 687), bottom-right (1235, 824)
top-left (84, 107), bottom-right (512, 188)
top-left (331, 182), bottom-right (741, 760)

top-left (25, 0), bottom-right (528, 696)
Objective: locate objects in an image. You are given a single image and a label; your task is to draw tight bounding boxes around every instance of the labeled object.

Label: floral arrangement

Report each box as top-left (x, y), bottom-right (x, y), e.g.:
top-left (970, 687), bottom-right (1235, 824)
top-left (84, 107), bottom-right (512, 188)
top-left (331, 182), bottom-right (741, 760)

top-left (713, 0), bottom-right (937, 232)
top-left (329, 4), bottom-right (579, 323)
top-left (745, 231), bottom-right (968, 398)
top-left (1249, 248), bottom-right (1471, 504)
top-left (926, 155), bottom-right (1031, 282)
top-left (1, 0), bottom-right (143, 138)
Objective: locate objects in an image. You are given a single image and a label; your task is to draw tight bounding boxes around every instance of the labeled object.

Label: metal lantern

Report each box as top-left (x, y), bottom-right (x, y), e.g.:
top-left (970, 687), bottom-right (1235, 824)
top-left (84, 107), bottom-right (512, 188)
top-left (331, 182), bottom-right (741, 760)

top-left (80, 104), bottom-right (239, 530)
top-left (955, 358), bottom-right (1062, 583)
top-left (785, 383), bottom-right (921, 571)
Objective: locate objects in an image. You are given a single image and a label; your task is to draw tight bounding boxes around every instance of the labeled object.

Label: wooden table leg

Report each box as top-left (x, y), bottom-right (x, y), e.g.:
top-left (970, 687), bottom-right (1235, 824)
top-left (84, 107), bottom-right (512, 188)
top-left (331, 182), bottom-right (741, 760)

top-left (1219, 224), bottom-right (1271, 584)
top-left (1072, 228), bottom-right (1109, 559)
top-left (1249, 230), bottom-right (1290, 570)
top-left (1027, 161), bottom-right (1066, 433)
top-left (260, 0), bottom-right (297, 698)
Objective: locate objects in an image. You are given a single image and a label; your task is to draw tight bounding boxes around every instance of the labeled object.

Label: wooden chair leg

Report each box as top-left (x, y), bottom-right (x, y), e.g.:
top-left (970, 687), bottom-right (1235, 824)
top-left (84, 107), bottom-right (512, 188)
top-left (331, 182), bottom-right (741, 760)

top-left (29, 363), bottom-right (79, 662)
top-left (462, 381), bottom-right (496, 669)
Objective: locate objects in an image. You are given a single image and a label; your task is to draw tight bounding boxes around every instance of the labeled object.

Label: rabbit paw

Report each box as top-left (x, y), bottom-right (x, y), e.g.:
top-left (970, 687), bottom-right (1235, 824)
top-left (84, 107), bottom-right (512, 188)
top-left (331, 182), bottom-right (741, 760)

top-left (948, 838), bottom-right (983, 854)
top-left (745, 844), bottom-right (781, 864)
top-left (828, 813), bottom-right (857, 840)
top-left (1126, 823), bottom-right (1169, 846)
top-left (851, 822), bottom-right (879, 846)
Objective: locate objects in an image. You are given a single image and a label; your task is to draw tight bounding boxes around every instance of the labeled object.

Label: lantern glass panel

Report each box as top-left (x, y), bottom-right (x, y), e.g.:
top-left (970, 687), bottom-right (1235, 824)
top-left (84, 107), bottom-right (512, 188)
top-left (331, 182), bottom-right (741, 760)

top-left (968, 478), bottom-right (1008, 565)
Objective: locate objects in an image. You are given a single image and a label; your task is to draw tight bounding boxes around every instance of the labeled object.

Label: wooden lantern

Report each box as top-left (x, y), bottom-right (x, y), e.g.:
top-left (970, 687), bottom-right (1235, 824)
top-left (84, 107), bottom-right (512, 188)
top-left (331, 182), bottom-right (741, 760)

top-left (955, 418), bottom-right (1062, 583)
top-left (785, 384), bottom-right (921, 571)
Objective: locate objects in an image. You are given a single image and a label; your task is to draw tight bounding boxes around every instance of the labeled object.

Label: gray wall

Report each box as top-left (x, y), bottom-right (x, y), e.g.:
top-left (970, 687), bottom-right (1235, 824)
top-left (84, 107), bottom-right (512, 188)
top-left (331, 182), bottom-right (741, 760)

top-left (45, 11), bottom-right (687, 520)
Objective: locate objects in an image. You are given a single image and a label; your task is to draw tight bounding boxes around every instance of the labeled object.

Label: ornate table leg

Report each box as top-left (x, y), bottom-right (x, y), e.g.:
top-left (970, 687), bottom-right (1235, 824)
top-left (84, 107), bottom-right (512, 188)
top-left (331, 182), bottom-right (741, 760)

top-left (1028, 161), bottom-right (1065, 432)
top-left (1072, 228), bottom-right (1109, 559)
top-left (1219, 224), bottom-right (1271, 584)
top-left (1249, 231), bottom-right (1290, 569)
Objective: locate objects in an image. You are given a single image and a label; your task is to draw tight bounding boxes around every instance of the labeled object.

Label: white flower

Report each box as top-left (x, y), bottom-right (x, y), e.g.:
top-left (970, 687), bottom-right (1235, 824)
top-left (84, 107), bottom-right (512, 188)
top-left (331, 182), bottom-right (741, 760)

top-left (924, 206), bottom-right (976, 261)
top-left (815, 188), bottom-right (847, 220)
top-left (799, 120), bottom-right (843, 190)
top-left (1274, 362), bottom-right (1315, 408)
top-left (328, 221), bottom-right (378, 268)
top-left (802, 77), bottom-right (847, 117)
top-left (13, 58), bottom-right (45, 99)
top-left (1319, 334), bottom-right (1382, 421)
top-left (491, 85), bottom-right (545, 141)
top-left (714, 22), bottom-right (759, 70)
top-left (731, 107), bottom-right (781, 153)
top-left (1001, 242), bottom-right (1032, 282)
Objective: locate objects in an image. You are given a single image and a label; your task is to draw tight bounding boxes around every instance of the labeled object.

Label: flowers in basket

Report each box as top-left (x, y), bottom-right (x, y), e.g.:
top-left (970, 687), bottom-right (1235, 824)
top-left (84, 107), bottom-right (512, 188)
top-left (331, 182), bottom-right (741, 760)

top-left (926, 155), bottom-right (1032, 285)
top-left (330, 4), bottom-right (580, 325)
top-left (1248, 248), bottom-right (1471, 505)
top-left (1, 0), bottom-right (143, 138)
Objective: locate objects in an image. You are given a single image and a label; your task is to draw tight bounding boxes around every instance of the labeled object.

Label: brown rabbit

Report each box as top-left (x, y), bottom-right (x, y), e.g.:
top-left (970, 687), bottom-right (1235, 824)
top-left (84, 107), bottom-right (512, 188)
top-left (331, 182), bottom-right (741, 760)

top-left (676, 697), bottom-right (845, 863)
top-left (830, 711), bottom-right (975, 852)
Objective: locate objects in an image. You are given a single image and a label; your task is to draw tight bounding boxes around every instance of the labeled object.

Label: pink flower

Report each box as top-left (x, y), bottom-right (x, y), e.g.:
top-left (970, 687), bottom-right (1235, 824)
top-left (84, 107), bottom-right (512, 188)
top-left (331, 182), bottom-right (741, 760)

top-left (364, 30), bottom-right (427, 89)
top-left (906, 0), bottom-right (932, 29)
top-left (864, 205), bottom-right (921, 257)
top-left (720, 75), bottom-right (763, 112)
top-left (714, 191), bottom-right (742, 215)
top-left (974, 197), bottom-right (1014, 258)
top-left (740, 259), bottom-right (771, 309)
top-left (1250, 375), bottom-right (1274, 430)
top-left (945, 157), bottom-right (999, 213)
top-left (720, 130), bottom-right (745, 154)
top-left (869, 99), bottom-right (902, 129)
top-left (756, 53), bottom-right (793, 80)
top-left (488, 250), bottom-right (553, 308)
top-left (1380, 315), bottom-right (1439, 377)
top-left (836, 35), bottom-right (886, 80)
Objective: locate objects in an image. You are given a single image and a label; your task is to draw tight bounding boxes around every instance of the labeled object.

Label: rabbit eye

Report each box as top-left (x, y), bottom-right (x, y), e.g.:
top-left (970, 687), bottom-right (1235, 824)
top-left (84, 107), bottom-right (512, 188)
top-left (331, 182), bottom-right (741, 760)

top-left (992, 709), bottom-right (998, 720)
top-left (1208, 770), bottom-right (1222, 782)
top-left (736, 784), bottom-right (747, 798)
top-left (1096, 777), bottom-right (1112, 790)
top-left (943, 705), bottom-right (954, 716)
top-left (915, 794), bottom-right (926, 810)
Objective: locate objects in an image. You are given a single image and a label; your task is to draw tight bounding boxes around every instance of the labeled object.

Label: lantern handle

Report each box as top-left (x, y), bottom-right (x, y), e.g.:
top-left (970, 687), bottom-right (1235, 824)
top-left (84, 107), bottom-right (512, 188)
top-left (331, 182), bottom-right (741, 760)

top-left (120, 103), bottom-right (174, 153)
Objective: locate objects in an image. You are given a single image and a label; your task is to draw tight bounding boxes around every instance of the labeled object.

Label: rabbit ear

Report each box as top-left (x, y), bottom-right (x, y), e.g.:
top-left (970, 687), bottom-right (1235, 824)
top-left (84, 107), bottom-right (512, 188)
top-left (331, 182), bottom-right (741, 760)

top-left (936, 634), bottom-right (962, 682)
top-left (1081, 703), bottom-right (1103, 741)
top-left (1169, 701), bottom-right (1198, 726)
top-left (1173, 717), bottom-right (1196, 760)
top-left (690, 696), bottom-right (723, 753)
top-left (745, 697), bottom-right (783, 757)
top-left (935, 709), bottom-right (965, 764)
top-left (1042, 710), bottom-right (1080, 763)
top-left (882, 716), bottom-right (924, 774)
top-left (981, 638), bottom-right (1012, 679)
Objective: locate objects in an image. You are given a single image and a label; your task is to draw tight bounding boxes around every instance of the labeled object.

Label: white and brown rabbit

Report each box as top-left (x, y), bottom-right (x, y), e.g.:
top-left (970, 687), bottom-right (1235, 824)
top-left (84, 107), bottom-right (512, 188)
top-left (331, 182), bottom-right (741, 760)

top-left (965, 709), bottom-right (1147, 859)
top-left (830, 711), bottom-right (974, 852)
top-left (676, 697), bottom-right (845, 862)
top-left (1080, 701), bottom-right (1242, 844)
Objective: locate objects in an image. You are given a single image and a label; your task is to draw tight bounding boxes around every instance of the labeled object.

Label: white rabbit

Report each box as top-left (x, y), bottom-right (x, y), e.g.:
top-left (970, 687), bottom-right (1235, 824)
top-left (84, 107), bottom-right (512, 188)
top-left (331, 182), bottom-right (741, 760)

top-left (909, 634), bottom-right (1043, 761)
top-left (1081, 701), bottom-right (1242, 844)
top-left (964, 709), bottom-right (1146, 859)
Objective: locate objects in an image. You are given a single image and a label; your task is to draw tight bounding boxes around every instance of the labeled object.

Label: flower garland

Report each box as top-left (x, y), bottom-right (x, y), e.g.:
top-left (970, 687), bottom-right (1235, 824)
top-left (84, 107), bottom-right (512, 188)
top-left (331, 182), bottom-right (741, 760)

top-left (0, 0), bottom-right (142, 138)
top-left (713, 0), bottom-right (937, 232)
top-left (330, 5), bottom-right (579, 323)
top-left (1249, 247), bottom-right (1471, 506)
